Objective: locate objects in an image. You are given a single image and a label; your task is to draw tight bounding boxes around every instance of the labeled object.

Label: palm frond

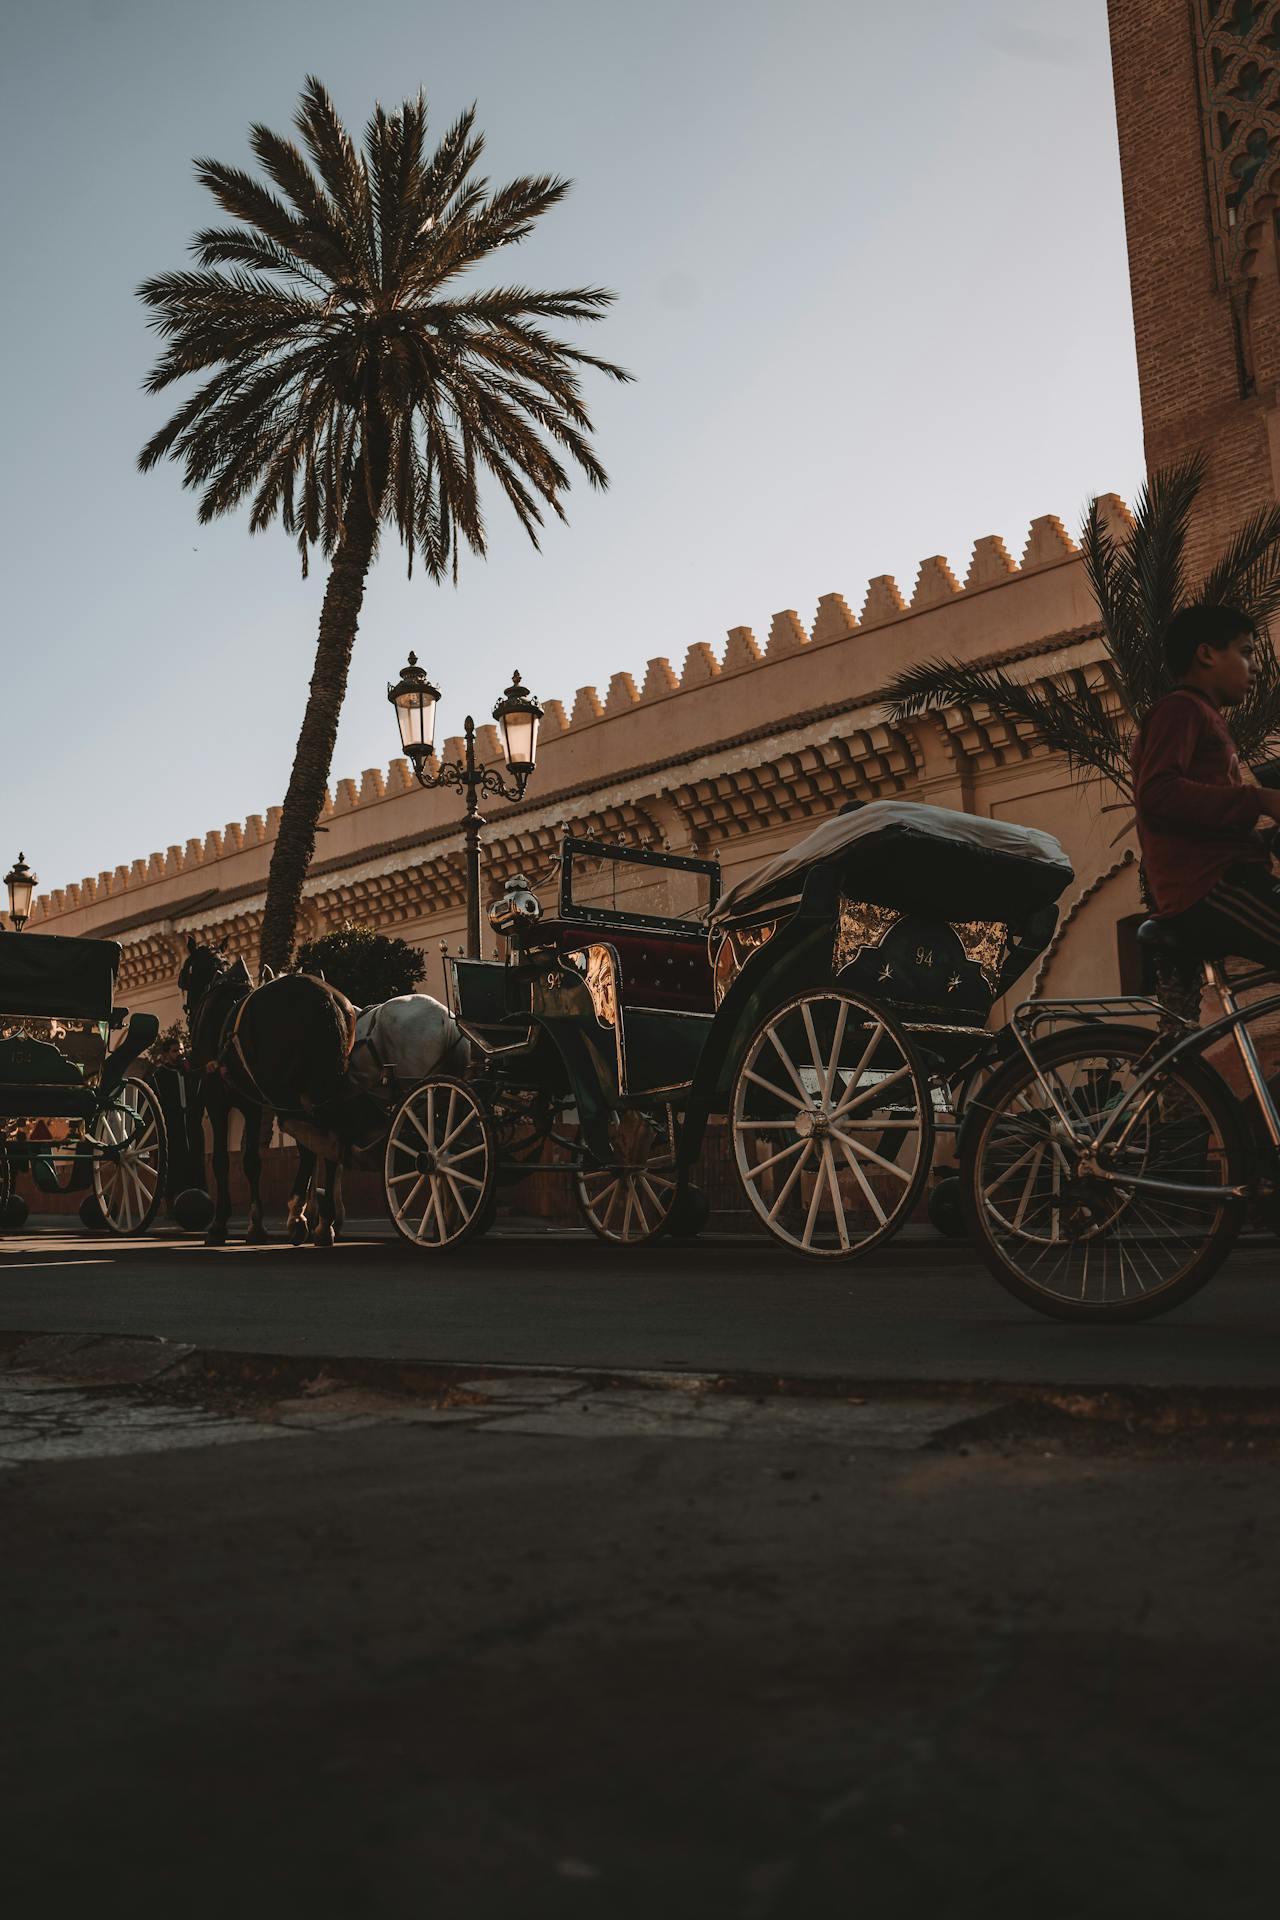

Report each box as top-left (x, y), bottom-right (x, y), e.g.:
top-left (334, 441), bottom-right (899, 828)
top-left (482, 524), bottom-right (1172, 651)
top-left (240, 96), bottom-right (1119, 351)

top-left (138, 78), bottom-right (626, 578)
top-left (1195, 501), bottom-right (1280, 632)
top-left (887, 659), bottom-right (1132, 795)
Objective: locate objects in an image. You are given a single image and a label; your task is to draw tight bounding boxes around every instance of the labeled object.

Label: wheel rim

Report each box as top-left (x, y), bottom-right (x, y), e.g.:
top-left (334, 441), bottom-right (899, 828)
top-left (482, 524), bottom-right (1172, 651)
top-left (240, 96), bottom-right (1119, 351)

top-left (973, 1042), bottom-right (1234, 1308)
top-left (93, 1082), bottom-right (163, 1233)
top-left (732, 991), bottom-right (929, 1257)
top-left (577, 1109), bottom-right (679, 1244)
top-left (385, 1080), bottom-right (493, 1248)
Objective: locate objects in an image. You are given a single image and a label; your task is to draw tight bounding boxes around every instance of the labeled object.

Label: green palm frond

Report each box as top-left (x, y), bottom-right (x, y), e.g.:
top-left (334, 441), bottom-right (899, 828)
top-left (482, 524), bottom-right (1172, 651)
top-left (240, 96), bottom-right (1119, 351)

top-left (138, 75), bottom-right (631, 577)
top-left (1196, 501), bottom-right (1280, 632)
top-left (888, 659), bottom-right (1133, 796)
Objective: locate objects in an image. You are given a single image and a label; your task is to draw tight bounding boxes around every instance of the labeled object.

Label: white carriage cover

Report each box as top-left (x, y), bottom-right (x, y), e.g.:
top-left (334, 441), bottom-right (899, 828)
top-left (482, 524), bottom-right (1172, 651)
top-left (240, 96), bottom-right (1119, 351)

top-left (709, 800), bottom-right (1072, 930)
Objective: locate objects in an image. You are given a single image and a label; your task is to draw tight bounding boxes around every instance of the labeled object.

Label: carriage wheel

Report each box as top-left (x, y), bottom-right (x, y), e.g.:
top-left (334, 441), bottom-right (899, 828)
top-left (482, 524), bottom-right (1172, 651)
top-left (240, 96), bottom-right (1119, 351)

top-left (0, 1152), bottom-right (12, 1232)
top-left (730, 989), bottom-right (933, 1259)
top-left (384, 1075), bottom-right (497, 1251)
top-left (576, 1106), bottom-right (683, 1247)
top-left (92, 1078), bottom-right (167, 1235)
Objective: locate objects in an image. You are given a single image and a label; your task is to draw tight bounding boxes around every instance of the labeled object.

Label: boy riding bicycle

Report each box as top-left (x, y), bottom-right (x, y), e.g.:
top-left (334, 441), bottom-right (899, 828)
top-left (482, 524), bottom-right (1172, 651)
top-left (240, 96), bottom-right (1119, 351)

top-left (1132, 605), bottom-right (1280, 962)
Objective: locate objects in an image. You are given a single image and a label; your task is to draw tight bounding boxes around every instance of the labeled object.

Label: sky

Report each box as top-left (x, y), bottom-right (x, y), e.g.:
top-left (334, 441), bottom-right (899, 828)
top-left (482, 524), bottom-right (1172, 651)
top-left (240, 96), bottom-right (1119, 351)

top-left (0, 0), bottom-right (1142, 894)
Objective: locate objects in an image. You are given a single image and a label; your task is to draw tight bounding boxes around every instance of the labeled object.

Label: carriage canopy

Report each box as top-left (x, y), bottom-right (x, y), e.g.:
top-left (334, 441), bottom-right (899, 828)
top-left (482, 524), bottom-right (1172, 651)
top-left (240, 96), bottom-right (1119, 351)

top-left (0, 930), bottom-right (122, 1021)
top-left (708, 800), bottom-right (1074, 930)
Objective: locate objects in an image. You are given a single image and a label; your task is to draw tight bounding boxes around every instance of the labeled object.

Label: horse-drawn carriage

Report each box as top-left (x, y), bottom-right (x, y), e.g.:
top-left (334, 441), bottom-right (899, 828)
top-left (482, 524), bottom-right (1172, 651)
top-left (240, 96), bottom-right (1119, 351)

top-left (382, 802), bottom-right (1075, 1259)
top-left (0, 931), bottom-right (167, 1233)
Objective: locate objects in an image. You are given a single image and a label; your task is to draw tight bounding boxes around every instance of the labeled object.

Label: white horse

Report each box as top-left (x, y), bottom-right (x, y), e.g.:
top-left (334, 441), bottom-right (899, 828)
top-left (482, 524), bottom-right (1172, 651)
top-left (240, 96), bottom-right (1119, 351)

top-left (284, 991), bottom-right (470, 1243)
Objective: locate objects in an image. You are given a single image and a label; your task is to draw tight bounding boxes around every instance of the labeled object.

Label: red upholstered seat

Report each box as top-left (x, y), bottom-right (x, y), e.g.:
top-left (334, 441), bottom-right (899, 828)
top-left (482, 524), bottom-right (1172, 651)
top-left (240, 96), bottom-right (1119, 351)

top-left (529, 919), bottom-right (715, 1015)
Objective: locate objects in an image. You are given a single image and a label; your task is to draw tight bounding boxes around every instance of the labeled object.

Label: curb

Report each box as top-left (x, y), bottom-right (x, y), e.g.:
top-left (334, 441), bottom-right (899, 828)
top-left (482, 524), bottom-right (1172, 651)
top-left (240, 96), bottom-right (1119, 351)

top-left (5, 1330), bottom-right (1280, 1435)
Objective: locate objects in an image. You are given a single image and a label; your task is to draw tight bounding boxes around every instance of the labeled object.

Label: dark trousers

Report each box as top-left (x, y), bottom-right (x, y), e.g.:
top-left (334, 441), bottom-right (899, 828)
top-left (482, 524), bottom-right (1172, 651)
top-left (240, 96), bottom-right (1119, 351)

top-left (1173, 864), bottom-right (1280, 971)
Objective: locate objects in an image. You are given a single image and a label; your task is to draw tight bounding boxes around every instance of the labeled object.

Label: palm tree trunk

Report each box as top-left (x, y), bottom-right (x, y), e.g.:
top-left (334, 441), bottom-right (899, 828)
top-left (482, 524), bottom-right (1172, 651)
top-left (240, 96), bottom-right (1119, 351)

top-left (258, 461), bottom-right (381, 975)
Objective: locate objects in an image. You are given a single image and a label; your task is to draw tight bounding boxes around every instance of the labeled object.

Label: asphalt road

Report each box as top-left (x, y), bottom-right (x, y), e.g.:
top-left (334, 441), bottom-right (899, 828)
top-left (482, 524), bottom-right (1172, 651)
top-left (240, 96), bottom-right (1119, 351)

top-left (3, 1356), bottom-right (1277, 1920)
top-left (3, 1221), bottom-right (1280, 1387)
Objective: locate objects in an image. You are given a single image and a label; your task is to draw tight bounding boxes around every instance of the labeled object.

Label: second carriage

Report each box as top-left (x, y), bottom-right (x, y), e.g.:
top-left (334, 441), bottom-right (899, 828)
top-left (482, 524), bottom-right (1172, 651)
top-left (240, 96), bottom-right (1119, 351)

top-left (383, 801), bottom-right (1075, 1259)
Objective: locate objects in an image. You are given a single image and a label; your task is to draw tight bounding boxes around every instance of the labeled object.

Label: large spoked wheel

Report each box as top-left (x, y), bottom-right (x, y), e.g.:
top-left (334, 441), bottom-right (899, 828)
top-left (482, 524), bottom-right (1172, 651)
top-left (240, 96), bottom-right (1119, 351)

top-left (731, 989), bottom-right (933, 1259)
top-left (576, 1106), bottom-right (683, 1246)
top-left (385, 1075), bottom-right (497, 1251)
top-left (960, 1024), bottom-right (1250, 1323)
top-left (0, 1151), bottom-right (13, 1231)
top-left (92, 1078), bottom-right (167, 1235)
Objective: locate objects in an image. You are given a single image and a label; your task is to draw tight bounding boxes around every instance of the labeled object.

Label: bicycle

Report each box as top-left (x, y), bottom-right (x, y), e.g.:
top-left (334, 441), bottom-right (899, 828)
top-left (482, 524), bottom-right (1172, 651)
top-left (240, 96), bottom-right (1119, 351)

top-left (958, 915), bottom-right (1280, 1322)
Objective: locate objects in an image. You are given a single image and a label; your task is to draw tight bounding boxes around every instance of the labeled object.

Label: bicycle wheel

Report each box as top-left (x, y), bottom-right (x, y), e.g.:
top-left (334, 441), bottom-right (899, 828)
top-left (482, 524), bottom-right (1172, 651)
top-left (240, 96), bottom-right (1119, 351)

top-left (961, 1025), bottom-right (1250, 1323)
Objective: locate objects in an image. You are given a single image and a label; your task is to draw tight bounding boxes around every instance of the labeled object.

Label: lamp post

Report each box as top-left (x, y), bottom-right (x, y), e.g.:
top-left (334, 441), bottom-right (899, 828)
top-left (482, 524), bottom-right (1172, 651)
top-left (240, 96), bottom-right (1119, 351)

top-left (4, 852), bottom-right (36, 933)
top-left (388, 655), bottom-right (544, 959)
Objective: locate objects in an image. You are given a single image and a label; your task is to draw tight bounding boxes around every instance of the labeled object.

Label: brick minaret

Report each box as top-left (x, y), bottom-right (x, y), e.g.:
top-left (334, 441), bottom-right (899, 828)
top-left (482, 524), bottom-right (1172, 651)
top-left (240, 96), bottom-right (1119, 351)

top-left (1108, 1), bottom-right (1280, 568)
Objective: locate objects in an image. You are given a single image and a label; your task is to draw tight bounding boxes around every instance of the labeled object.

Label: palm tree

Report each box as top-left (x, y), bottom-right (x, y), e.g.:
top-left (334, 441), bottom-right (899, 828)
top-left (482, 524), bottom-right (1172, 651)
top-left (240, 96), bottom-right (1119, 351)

top-left (139, 77), bottom-right (630, 971)
top-left (887, 454), bottom-right (1280, 811)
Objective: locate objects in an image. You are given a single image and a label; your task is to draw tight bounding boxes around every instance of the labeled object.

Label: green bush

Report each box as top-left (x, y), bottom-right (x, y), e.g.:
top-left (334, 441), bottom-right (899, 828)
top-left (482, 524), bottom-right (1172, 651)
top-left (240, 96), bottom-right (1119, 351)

top-left (294, 923), bottom-right (426, 1008)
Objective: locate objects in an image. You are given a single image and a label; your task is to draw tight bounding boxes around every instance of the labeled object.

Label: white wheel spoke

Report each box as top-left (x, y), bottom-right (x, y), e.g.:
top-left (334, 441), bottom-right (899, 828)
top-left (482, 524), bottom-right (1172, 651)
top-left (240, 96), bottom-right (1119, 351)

top-left (830, 1059), bottom-right (912, 1121)
top-left (742, 1067), bottom-right (804, 1111)
top-left (824, 1142), bottom-right (850, 1250)
top-left (833, 1131), bottom-right (888, 1227)
top-left (769, 1028), bottom-right (815, 1106)
top-left (822, 1001), bottom-right (849, 1106)
top-left (829, 1125), bottom-right (914, 1183)
top-left (741, 1137), bottom-right (807, 1183)
top-left (768, 1141), bottom-right (813, 1220)
top-left (395, 1175), bottom-right (426, 1223)
top-left (801, 1155), bottom-right (827, 1247)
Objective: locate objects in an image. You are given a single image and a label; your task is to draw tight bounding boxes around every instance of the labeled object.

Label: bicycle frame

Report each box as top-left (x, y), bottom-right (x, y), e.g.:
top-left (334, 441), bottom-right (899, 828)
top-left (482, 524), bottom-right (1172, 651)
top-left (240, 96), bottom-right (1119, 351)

top-left (1005, 960), bottom-right (1280, 1203)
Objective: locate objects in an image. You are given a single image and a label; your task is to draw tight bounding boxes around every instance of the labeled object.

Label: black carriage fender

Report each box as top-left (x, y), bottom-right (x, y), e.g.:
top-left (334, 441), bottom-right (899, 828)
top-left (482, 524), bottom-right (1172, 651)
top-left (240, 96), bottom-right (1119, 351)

top-left (100, 1012), bottom-right (159, 1097)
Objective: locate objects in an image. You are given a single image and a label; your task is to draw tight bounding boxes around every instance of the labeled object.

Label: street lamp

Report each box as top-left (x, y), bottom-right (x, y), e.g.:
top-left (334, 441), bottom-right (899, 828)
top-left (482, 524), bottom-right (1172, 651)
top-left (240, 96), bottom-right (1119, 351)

top-left (388, 658), bottom-right (544, 959)
top-left (4, 852), bottom-right (37, 932)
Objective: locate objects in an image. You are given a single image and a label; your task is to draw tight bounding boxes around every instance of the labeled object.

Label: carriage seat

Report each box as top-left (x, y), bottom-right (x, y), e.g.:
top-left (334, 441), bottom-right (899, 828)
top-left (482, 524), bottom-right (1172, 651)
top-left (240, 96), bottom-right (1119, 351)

top-left (528, 918), bottom-right (715, 1015)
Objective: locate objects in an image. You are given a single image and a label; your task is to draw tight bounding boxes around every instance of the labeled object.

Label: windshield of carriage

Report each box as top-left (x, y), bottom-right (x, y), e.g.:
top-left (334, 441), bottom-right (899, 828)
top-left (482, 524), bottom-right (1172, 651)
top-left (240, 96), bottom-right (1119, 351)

top-left (559, 839), bottom-right (720, 935)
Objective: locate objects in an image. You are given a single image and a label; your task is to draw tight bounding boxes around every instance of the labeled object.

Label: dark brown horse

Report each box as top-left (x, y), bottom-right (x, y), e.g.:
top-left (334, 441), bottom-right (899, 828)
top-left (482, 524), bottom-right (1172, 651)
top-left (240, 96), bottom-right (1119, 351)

top-left (178, 939), bottom-right (357, 1245)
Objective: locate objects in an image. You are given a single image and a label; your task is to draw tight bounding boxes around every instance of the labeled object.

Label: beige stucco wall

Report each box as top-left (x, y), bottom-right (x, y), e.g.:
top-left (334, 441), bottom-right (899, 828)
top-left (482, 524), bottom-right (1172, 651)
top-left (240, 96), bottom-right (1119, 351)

top-left (29, 507), bottom-right (1134, 1029)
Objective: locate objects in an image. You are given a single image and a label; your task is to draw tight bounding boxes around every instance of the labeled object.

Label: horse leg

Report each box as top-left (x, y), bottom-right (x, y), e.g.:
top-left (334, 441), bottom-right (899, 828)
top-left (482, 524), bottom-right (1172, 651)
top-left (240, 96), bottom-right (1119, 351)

top-left (287, 1148), bottom-right (316, 1246)
top-left (243, 1104), bottom-right (270, 1243)
top-left (312, 1158), bottom-right (338, 1247)
top-left (206, 1096), bottom-right (231, 1246)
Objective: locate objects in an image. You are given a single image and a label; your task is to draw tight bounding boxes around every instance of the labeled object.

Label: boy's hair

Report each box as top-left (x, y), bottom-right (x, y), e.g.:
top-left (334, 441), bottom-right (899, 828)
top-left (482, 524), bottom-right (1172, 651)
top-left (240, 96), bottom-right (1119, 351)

top-left (1163, 604), bottom-right (1254, 677)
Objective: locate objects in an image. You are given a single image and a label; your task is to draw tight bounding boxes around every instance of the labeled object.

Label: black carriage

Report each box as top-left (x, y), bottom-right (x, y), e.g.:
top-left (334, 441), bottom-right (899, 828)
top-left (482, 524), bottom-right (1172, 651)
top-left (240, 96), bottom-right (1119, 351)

top-left (383, 801), bottom-right (1074, 1258)
top-left (0, 931), bottom-right (167, 1235)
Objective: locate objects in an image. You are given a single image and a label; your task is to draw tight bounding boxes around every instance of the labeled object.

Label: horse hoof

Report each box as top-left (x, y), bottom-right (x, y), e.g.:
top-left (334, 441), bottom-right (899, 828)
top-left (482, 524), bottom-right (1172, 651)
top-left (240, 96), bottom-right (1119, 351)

top-left (288, 1222), bottom-right (309, 1246)
top-left (312, 1224), bottom-right (336, 1248)
top-left (244, 1228), bottom-right (271, 1245)
top-left (204, 1229), bottom-right (227, 1248)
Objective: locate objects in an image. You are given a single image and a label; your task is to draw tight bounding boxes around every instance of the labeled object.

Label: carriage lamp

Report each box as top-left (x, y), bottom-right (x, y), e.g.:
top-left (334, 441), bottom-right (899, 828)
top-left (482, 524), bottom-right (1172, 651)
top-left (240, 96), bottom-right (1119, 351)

top-left (4, 851), bottom-right (36, 932)
top-left (492, 671), bottom-right (543, 794)
top-left (387, 651), bottom-right (441, 765)
top-left (387, 657), bottom-right (544, 960)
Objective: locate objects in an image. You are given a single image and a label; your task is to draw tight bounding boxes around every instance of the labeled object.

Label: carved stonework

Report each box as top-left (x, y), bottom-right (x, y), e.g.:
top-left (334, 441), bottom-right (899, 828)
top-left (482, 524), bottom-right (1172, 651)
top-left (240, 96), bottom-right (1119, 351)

top-left (1194, 2), bottom-right (1280, 289)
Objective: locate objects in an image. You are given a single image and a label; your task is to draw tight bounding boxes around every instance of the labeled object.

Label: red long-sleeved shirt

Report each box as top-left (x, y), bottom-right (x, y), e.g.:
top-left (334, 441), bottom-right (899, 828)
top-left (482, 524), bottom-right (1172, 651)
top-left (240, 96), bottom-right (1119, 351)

top-left (1132, 687), bottom-right (1268, 914)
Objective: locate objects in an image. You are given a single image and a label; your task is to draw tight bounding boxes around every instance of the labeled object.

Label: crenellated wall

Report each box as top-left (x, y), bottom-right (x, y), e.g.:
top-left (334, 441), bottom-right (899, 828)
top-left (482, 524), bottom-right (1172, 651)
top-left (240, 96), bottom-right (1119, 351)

top-left (30, 503), bottom-right (1137, 1027)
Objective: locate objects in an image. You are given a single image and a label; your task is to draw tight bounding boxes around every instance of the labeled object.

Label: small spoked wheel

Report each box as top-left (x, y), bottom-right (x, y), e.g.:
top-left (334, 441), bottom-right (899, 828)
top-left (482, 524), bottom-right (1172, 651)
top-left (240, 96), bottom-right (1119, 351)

top-left (92, 1078), bottom-right (167, 1235)
top-left (385, 1075), bottom-right (496, 1250)
top-left (576, 1106), bottom-right (683, 1246)
top-left (731, 989), bottom-right (933, 1259)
